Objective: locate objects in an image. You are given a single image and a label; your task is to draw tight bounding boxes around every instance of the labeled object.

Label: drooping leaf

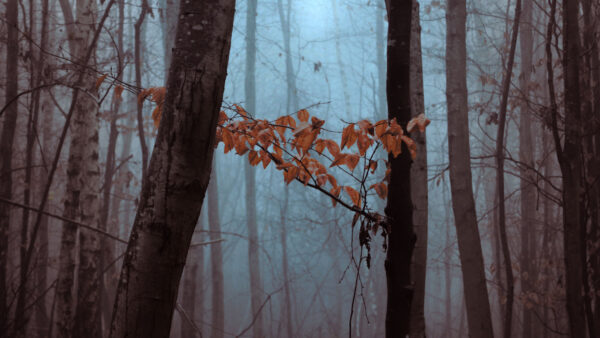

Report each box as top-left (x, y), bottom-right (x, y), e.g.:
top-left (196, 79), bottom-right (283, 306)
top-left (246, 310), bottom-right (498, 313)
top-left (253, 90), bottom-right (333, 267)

top-left (95, 74), bottom-right (108, 90)
top-left (344, 186), bottom-right (361, 206)
top-left (345, 154), bottom-right (360, 172)
top-left (330, 186), bottom-right (342, 207)
top-left (114, 85), bottom-right (124, 101)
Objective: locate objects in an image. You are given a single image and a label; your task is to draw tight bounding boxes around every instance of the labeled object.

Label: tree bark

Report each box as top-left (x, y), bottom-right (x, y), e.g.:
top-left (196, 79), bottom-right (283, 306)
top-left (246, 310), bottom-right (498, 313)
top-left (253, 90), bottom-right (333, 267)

top-left (277, 0), bottom-right (297, 336)
top-left (109, 0), bottom-right (236, 335)
top-left (445, 0), bottom-right (495, 335)
top-left (208, 165), bottom-right (225, 338)
top-left (384, 1), bottom-right (415, 336)
top-left (0, 0), bottom-right (19, 330)
top-left (408, 1), bottom-right (427, 336)
top-left (518, 0), bottom-right (535, 335)
top-left (555, 0), bottom-right (586, 335)
top-left (135, 0), bottom-right (150, 178)
top-left (494, 0), bottom-right (521, 336)
top-left (244, 0), bottom-right (265, 336)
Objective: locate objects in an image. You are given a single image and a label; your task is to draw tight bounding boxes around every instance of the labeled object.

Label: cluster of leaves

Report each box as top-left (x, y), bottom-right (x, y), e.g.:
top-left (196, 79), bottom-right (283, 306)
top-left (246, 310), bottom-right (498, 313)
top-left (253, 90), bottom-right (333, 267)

top-left (214, 105), bottom-right (429, 227)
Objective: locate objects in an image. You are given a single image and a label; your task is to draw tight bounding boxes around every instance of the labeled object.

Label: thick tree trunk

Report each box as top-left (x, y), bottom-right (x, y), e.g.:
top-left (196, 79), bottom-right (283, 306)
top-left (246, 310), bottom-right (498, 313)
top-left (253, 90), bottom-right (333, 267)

top-left (445, 0), bottom-right (495, 336)
top-left (208, 165), bottom-right (225, 338)
top-left (244, 0), bottom-right (265, 336)
top-left (384, 1), bottom-right (415, 336)
top-left (408, 1), bottom-right (427, 336)
top-left (0, 0), bottom-right (19, 330)
top-left (518, 0), bottom-right (535, 335)
top-left (109, 1), bottom-right (235, 335)
top-left (556, 0), bottom-right (586, 335)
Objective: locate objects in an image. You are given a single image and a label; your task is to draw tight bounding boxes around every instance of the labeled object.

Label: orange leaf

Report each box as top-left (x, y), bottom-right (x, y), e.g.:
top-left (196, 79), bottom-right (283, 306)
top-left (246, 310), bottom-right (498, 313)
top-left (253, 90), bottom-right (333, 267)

top-left (324, 139), bottom-right (340, 157)
top-left (330, 153), bottom-right (347, 168)
top-left (95, 74), bottom-right (108, 90)
top-left (248, 150), bottom-right (261, 166)
top-left (235, 104), bottom-right (249, 119)
top-left (314, 139), bottom-right (326, 155)
top-left (392, 135), bottom-right (403, 158)
top-left (330, 186), bottom-right (342, 207)
top-left (114, 85), bottom-right (124, 101)
top-left (368, 160), bottom-right (378, 173)
top-left (219, 111), bottom-right (229, 125)
top-left (344, 186), bottom-right (361, 206)
top-left (327, 174), bottom-right (338, 188)
top-left (311, 116), bottom-right (325, 129)
top-left (234, 136), bottom-right (249, 155)
top-left (341, 124), bottom-right (358, 149)
top-left (222, 128), bottom-right (234, 153)
top-left (345, 154), bottom-right (360, 172)
top-left (357, 133), bottom-right (372, 156)
top-left (297, 109), bottom-right (309, 122)
top-left (407, 113), bottom-right (431, 133)
top-left (402, 135), bottom-right (417, 159)
top-left (316, 174), bottom-right (328, 186)
top-left (260, 150), bottom-right (271, 168)
top-left (375, 120), bottom-right (388, 138)
top-left (357, 119), bottom-right (374, 135)
top-left (370, 182), bottom-right (388, 199)
top-left (151, 105), bottom-right (162, 128)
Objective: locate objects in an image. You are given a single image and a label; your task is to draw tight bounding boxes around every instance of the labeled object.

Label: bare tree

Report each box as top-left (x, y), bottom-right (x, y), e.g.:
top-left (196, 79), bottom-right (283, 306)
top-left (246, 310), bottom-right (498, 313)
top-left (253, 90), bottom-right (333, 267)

top-left (445, 0), bottom-right (494, 335)
top-left (0, 0), bottom-right (19, 331)
top-left (408, 0), bottom-right (428, 336)
top-left (384, 0), bottom-right (415, 336)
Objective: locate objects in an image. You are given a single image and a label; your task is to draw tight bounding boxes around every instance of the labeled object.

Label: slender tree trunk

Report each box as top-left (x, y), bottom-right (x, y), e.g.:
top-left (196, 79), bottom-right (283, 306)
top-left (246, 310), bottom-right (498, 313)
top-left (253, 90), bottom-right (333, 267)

top-left (244, 0), bottom-right (264, 336)
top-left (384, 1), bottom-right (415, 336)
top-left (109, 1), bottom-right (236, 335)
top-left (494, 0), bottom-right (521, 336)
top-left (0, 0), bottom-right (19, 330)
top-left (99, 0), bottom-right (125, 328)
top-left (135, 0), bottom-right (150, 177)
top-left (444, 188), bottom-right (452, 336)
top-left (208, 165), bottom-right (224, 338)
top-left (408, 1), bottom-right (427, 336)
top-left (518, 0), bottom-right (535, 336)
top-left (445, 0), bottom-right (494, 335)
top-left (376, 0), bottom-right (387, 120)
top-left (277, 0), bottom-right (296, 336)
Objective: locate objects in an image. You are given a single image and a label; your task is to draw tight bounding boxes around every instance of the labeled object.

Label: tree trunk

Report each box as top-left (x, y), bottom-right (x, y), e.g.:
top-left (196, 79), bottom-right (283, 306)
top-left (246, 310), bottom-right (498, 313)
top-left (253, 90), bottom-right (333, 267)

top-left (384, 1), bottom-right (415, 336)
top-left (208, 165), bottom-right (225, 338)
top-left (518, 0), bottom-right (535, 335)
top-left (277, 0), bottom-right (297, 336)
top-left (408, 1), bottom-right (427, 336)
top-left (244, 0), bottom-right (265, 336)
top-left (181, 242), bottom-right (199, 337)
top-left (109, 0), bottom-right (236, 335)
top-left (53, 0), bottom-right (103, 336)
top-left (135, 0), bottom-right (150, 178)
top-left (445, 0), bottom-right (495, 335)
top-left (494, 0), bottom-right (521, 336)
top-left (376, 0), bottom-right (387, 120)
top-left (0, 0), bottom-right (19, 330)
top-left (99, 0), bottom-right (125, 327)
top-left (556, 0), bottom-right (586, 335)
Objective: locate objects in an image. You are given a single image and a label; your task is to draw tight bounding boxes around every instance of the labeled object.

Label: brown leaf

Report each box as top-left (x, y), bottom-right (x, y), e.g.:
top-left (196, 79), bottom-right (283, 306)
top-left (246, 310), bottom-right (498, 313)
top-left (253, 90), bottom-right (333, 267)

top-left (95, 74), bottom-right (108, 90)
top-left (344, 186), bottom-right (361, 206)
top-left (297, 109), bottom-right (309, 122)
